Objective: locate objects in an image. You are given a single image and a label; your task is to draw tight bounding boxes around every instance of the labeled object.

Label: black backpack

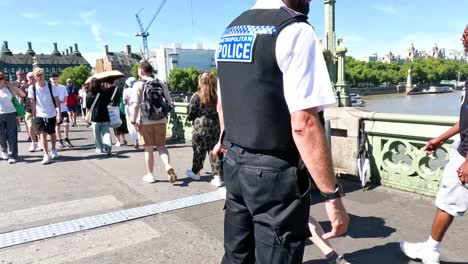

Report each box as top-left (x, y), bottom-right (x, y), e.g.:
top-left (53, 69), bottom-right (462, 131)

top-left (140, 79), bottom-right (169, 120)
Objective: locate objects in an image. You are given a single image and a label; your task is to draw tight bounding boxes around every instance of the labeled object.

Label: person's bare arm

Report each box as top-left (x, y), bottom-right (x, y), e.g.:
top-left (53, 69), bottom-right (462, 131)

top-left (424, 122), bottom-right (459, 154)
top-left (212, 96), bottom-right (225, 156)
top-left (291, 107), bottom-right (349, 240)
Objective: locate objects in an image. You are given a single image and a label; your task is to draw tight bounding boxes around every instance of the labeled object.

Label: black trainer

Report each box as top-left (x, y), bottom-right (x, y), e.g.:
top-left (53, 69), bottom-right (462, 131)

top-left (64, 138), bottom-right (74, 147)
top-left (58, 139), bottom-right (64, 148)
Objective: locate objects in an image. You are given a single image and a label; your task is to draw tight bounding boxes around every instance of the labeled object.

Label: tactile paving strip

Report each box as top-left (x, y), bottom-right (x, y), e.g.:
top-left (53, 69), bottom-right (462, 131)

top-left (0, 191), bottom-right (223, 249)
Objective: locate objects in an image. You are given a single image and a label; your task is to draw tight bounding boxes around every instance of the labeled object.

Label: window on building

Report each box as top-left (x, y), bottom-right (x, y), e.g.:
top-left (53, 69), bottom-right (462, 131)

top-left (25, 67), bottom-right (30, 73)
top-left (45, 68), bottom-right (49, 73)
top-left (11, 67), bottom-right (16, 73)
top-left (3, 67), bottom-right (8, 73)
top-left (52, 68), bottom-right (56, 73)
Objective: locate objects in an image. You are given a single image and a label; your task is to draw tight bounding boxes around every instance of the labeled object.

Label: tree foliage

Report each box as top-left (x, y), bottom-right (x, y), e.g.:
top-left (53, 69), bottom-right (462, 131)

top-left (168, 67), bottom-right (202, 92)
top-left (131, 64), bottom-right (139, 79)
top-left (58, 64), bottom-right (92, 87)
top-left (345, 56), bottom-right (468, 87)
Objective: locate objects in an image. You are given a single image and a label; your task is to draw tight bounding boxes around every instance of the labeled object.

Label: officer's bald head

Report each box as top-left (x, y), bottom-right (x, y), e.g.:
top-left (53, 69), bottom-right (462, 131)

top-left (282, 0), bottom-right (310, 15)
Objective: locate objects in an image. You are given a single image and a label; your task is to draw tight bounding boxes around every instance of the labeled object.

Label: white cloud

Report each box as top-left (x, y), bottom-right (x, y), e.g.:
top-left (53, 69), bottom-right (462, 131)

top-left (21, 12), bottom-right (41, 19)
top-left (82, 51), bottom-right (104, 69)
top-left (47, 21), bottom-right (58, 26)
top-left (113, 32), bottom-right (132, 38)
top-left (373, 6), bottom-right (398, 16)
top-left (80, 10), bottom-right (105, 46)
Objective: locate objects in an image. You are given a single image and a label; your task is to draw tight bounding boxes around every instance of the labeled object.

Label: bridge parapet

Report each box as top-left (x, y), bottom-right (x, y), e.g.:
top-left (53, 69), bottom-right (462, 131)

top-left (168, 104), bottom-right (458, 196)
top-left (326, 107), bottom-right (458, 196)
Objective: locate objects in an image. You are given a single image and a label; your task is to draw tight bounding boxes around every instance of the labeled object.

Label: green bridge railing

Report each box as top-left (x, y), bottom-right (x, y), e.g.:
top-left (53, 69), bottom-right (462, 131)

top-left (167, 104), bottom-right (458, 197)
top-left (362, 112), bottom-right (458, 196)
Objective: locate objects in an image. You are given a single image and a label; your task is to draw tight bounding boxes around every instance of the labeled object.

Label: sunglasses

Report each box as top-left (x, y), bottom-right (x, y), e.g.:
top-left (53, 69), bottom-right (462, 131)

top-left (0, 78), bottom-right (4, 81)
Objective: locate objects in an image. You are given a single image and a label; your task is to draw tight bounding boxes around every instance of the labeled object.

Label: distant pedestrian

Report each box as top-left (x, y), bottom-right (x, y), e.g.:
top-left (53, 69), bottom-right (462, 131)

top-left (0, 71), bottom-right (26, 164)
top-left (78, 84), bottom-right (88, 121)
top-left (122, 77), bottom-right (139, 149)
top-left (130, 61), bottom-right (177, 184)
top-left (24, 72), bottom-right (40, 151)
top-left (86, 78), bottom-right (115, 155)
top-left (400, 24), bottom-right (468, 264)
top-left (50, 73), bottom-right (73, 148)
top-left (111, 83), bottom-right (128, 147)
top-left (186, 71), bottom-right (223, 187)
top-left (28, 68), bottom-right (61, 165)
top-left (65, 78), bottom-right (78, 126)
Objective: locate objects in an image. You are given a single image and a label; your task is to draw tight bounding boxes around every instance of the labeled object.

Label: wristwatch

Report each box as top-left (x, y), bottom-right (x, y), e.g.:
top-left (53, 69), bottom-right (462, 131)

top-left (131, 121), bottom-right (136, 125)
top-left (320, 183), bottom-right (345, 200)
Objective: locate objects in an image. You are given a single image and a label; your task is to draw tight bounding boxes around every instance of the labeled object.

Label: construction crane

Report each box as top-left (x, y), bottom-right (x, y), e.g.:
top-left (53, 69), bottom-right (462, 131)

top-left (135, 0), bottom-right (167, 60)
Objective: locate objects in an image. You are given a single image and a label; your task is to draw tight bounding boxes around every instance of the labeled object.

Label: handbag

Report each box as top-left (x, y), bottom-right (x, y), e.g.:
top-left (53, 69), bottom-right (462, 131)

top-left (12, 97), bottom-right (25, 117)
top-left (108, 87), bottom-right (122, 129)
top-left (85, 93), bottom-right (100, 125)
top-left (7, 87), bottom-right (25, 117)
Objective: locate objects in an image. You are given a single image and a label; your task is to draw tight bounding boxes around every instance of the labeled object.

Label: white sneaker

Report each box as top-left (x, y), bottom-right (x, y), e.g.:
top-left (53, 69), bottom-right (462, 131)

top-left (210, 175), bottom-right (224, 187)
top-left (1, 152), bottom-right (8, 160)
top-left (142, 173), bottom-right (156, 183)
top-left (96, 148), bottom-right (103, 154)
top-left (28, 143), bottom-right (38, 152)
top-left (115, 142), bottom-right (122, 147)
top-left (7, 158), bottom-right (16, 164)
top-left (42, 155), bottom-right (51, 165)
top-left (186, 169), bottom-right (200, 180)
top-left (400, 241), bottom-right (440, 264)
top-left (218, 186), bottom-right (227, 200)
top-left (50, 149), bottom-right (58, 159)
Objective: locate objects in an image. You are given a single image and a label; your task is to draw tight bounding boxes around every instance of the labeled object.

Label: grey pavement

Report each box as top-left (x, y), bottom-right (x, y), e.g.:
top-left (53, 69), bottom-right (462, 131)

top-left (0, 120), bottom-right (467, 264)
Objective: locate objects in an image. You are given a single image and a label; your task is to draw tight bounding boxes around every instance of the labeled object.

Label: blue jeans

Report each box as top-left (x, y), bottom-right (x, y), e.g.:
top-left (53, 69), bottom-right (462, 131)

top-left (92, 122), bottom-right (112, 151)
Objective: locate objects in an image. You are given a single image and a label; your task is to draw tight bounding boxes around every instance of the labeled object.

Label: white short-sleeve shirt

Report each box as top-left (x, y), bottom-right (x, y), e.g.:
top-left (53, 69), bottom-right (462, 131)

top-left (53, 84), bottom-right (68, 112)
top-left (28, 83), bottom-right (58, 118)
top-left (218, 0), bottom-right (336, 113)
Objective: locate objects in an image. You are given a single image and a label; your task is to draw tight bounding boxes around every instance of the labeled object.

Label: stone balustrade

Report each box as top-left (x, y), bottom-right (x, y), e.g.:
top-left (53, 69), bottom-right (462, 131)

top-left (168, 103), bottom-right (458, 197)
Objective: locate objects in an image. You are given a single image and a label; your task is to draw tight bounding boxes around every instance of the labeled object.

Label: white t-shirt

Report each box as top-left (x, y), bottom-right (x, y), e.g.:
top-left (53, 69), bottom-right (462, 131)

top-left (218, 0), bottom-right (336, 113)
top-left (122, 87), bottom-right (133, 117)
top-left (0, 86), bottom-right (16, 114)
top-left (28, 82), bottom-right (58, 118)
top-left (79, 89), bottom-right (87, 108)
top-left (53, 84), bottom-right (68, 112)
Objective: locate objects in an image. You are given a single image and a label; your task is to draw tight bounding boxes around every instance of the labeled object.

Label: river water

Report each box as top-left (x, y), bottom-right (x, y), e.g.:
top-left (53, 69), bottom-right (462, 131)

top-left (362, 91), bottom-right (462, 117)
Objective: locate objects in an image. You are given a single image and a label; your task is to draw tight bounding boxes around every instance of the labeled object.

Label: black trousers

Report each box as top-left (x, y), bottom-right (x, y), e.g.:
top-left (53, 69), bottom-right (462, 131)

top-left (221, 144), bottom-right (311, 264)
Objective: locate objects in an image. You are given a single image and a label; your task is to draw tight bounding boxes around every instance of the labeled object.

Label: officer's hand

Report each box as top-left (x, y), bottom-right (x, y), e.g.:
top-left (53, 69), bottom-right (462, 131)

top-left (212, 142), bottom-right (225, 157)
top-left (322, 198), bottom-right (349, 240)
top-left (424, 138), bottom-right (444, 155)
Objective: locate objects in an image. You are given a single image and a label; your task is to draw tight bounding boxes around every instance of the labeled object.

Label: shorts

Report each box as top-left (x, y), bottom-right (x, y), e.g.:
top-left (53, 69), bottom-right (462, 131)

top-left (57, 111), bottom-right (69, 125)
top-left (34, 116), bottom-right (57, 135)
top-left (25, 112), bottom-right (34, 128)
top-left (66, 105), bottom-right (77, 112)
top-left (138, 123), bottom-right (166, 147)
top-left (435, 145), bottom-right (468, 216)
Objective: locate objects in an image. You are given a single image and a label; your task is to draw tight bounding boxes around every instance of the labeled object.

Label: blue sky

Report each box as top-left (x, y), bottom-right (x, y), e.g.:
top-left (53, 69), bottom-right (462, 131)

top-left (1, 0), bottom-right (466, 66)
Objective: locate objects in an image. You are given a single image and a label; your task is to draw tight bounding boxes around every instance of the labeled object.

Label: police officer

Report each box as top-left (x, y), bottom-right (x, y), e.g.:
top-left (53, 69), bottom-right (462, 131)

top-left (213, 0), bottom-right (349, 263)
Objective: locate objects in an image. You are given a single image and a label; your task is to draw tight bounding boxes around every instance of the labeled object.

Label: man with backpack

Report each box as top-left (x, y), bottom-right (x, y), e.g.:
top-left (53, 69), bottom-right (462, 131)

top-left (130, 62), bottom-right (177, 184)
top-left (28, 68), bottom-right (61, 165)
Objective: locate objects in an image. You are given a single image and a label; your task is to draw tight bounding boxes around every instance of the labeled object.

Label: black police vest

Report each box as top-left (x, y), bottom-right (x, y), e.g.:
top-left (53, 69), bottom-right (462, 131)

top-left (217, 7), bottom-right (308, 162)
top-left (458, 79), bottom-right (468, 157)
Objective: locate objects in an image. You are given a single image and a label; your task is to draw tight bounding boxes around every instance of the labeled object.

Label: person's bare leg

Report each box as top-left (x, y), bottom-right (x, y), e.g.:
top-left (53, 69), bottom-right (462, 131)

top-left (144, 146), bottom-right (154, 175)
top-left (50, 134), bottom-right (57, 150)
top-left (40, 133), bottom-right (48, 156)
top-left (156, 144), bottom-right (170, 170)
top-left (308, 216), bottom-right (334, 255)
top-left (431, 208), bottom-right (454, 241)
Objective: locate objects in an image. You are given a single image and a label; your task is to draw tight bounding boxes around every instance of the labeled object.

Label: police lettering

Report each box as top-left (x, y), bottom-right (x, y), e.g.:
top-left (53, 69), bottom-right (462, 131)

top-left (217, 34), bottom-right (256, 62)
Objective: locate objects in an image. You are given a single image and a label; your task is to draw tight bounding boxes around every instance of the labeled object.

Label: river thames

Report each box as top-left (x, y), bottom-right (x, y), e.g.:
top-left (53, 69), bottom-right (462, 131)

top-left (363, 91), bottom-right (462, 117)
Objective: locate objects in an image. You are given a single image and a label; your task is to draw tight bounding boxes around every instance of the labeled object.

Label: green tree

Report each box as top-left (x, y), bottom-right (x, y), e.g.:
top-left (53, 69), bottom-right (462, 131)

top-left (131, 64), bottom-right (139, 79)
top-left (59, 64), bottom-right (92, 87)
top-left (211, 67), bottom-right (218, 78)
top-left (168, 67), bottom-right (202, 92)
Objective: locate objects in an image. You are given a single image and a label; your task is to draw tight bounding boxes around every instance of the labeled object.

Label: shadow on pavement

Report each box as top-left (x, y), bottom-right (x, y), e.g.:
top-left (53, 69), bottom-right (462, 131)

top-left (173, 174), bottom-right (214, 187)
top-left (317, 214), bottom-right (396, 240)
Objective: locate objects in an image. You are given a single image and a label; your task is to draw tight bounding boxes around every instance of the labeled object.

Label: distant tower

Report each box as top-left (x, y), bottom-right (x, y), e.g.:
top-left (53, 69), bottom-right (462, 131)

top-left (324, 0), bottom-right (336, 57)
